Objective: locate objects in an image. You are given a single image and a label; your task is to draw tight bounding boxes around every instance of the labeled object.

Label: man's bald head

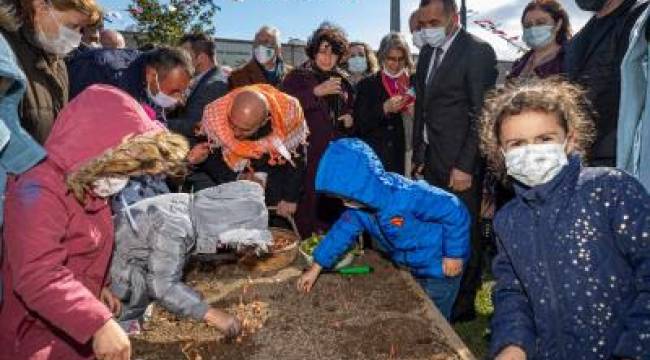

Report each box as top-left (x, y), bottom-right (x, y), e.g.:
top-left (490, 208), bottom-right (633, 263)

top-left (230, 90), bottom-right (270, 140)
top-left (100, 29), bottom-right (126, 49)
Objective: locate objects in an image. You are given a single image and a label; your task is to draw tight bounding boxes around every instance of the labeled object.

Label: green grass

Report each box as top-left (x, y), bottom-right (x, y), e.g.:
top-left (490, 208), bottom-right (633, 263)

top-left (453, 315), bottom-right (490, 358)
top-left (452, 280), bottom-right (495, 358)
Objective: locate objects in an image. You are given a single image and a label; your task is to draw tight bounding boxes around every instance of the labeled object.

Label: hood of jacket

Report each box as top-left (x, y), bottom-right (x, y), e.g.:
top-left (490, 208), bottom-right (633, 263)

top-left (191, 180), bottom-right (272, 252)
top-left (315, 138), bottom-right (397, 210)
top-left (44, 84), bottom-right (162, 176)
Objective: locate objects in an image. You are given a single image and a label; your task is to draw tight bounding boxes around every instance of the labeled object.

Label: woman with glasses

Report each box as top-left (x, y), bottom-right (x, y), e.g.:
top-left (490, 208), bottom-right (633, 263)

top-left (354, 32), bottom-right (414, 175)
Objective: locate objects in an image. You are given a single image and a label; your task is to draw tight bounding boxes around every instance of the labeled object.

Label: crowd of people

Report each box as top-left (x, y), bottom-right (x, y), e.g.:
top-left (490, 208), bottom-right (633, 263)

top-left (0, 0), bottom-right (648, 359)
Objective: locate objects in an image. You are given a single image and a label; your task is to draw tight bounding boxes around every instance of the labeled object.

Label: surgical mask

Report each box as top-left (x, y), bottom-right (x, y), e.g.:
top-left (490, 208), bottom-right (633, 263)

top-left (92, 177), bottom-right (129, 198)
top-left (523, 25), bottom-right (555, 49)
top-left (146, 73), bottom-right (179, 109)
top-left (421, 27), bottom-right (447, 48)
top-left (343, 200), bottom-right (365, 209)
top-left (503, 142), bottom-right (568, 187)
top-left (254, 45), bottom-right (276, 65)
top-left (348, 56), bottom-right (368, 74)
top-left (412, 30), bottom-right (425, 49)
top-left (382, 67), bottom-right (407, 79)
top-left (576, 0), bottom-right (608, 11)
top-left (35, 9), bottom-right (82, 56)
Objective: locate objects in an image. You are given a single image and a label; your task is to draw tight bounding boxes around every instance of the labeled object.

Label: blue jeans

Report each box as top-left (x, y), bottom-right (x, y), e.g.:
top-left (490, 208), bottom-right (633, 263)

top-left (415, 275), bottom-right (462, 320)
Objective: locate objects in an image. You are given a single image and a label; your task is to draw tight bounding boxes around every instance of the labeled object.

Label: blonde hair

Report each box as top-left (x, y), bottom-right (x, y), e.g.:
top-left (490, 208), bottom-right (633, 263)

top-left (18, 0), bottom-right (103, 26)
top-left (67, 131), bottom-right (189, 204)
top-left (479, 77), bottom-right (596, 182)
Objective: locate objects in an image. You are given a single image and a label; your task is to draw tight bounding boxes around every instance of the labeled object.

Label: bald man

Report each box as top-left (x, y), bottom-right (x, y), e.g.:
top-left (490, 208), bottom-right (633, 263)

top-left (229, 90), bottom-right (270, 140)
top-left (100, 29), bottom-right (126, 49)
top-left (187, 85), bottom-right (308, 220)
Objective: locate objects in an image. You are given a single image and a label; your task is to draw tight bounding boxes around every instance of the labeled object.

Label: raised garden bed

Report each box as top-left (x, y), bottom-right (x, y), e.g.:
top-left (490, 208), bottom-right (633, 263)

top-left (132, 251), bottom-right (474, 360)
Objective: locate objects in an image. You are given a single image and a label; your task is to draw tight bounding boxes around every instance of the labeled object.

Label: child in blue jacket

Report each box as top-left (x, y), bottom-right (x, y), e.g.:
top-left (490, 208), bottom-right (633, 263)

top-left (480, 78), bottom-right (650, 360)
top-left (296, 138), bottom-right (470, 319)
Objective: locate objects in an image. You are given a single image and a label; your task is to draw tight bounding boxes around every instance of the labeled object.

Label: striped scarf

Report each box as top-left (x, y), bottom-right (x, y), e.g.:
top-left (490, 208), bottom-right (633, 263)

top-left (201, 84), bottom-right (309, 171)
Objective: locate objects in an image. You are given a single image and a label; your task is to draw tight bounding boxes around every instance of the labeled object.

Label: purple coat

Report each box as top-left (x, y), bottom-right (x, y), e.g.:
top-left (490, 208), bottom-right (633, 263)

top-left (281, 63), bottom-right (355, 237)
top-left (508, 46), bottom-right (566, 80)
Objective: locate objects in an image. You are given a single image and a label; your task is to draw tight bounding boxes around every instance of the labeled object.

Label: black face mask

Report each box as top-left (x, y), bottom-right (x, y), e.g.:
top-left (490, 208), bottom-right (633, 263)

top-left (576, 0), bottom-right (608, 12)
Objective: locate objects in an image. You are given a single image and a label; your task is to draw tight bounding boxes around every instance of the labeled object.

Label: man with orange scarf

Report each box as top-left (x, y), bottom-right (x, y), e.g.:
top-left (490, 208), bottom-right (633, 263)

top-left (188, 84), bottom-right (308, 218)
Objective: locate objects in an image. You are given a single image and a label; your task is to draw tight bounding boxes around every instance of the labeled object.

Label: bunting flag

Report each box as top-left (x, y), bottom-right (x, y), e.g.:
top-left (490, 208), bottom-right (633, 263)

top-left (473, 18), bottom-right (528, 52)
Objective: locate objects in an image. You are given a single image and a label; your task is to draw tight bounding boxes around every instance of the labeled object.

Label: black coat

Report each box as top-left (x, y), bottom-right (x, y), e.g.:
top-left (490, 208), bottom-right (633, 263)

top-left (167, 67), bottom-right (229, 192)
top-left (354, 72), bottom-right (405, 174)
top-left (191, 147), bottom-right (306, 207)
top-left (566, 0), bottom-right (648, 166)
top-left (413, 29), bottom-right (497, 181)
top-left (167, 67), bottom-right (228, 143)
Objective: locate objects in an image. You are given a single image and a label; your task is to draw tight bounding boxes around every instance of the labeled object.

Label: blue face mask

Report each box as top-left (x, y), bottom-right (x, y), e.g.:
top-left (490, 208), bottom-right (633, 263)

top-left (523, 25), bottom-right (555, 49)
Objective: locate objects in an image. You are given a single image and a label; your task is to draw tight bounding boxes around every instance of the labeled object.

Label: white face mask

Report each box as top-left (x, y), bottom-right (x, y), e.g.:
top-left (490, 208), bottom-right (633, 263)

top-left (412, 30), bottom-right (425, 49)
top-left (146, 73), bottom-right (179, 109)
top-left (348, 56), bottom-right (368, 74)
top-left (92, 177), bottom-right (129, 198)
top-left (382, 67), bottom-right (407, 79)
top-left (421, 27), bottom-right (447, 48)
top-left (343, 200), bottom-right (365, 209)
top-left (35, 9), bottom-right (82, 56)
top-left (523, 25), bottom-right (555, 49)
top-left (503, 142), bottom-right (568, 187)
top-left (254, 45), bottom-right (276, 65)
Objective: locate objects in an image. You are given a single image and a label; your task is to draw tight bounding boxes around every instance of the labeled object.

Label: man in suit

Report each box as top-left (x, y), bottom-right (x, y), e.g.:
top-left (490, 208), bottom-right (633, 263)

top-left (412, 0), bottom-right (498, 322)
top-left (168, 33), bottom-right (229, 191)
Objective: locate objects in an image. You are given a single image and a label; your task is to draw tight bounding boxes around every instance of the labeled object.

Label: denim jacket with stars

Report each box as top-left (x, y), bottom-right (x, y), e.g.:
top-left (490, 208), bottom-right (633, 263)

top-left (490, 155), bottom-right (650, 360)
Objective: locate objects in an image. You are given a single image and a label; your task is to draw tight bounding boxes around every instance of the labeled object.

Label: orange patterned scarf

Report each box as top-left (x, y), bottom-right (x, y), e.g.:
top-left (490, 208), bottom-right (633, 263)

top-left (201, 84), bottom-right (309, 171)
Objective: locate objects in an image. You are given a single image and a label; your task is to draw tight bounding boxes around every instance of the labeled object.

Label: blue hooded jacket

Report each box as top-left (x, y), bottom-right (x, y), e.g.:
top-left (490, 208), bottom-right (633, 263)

top-left (490, 156), bottom-right (650, 359)
top-left (312, 139), bottom-right (470, 278)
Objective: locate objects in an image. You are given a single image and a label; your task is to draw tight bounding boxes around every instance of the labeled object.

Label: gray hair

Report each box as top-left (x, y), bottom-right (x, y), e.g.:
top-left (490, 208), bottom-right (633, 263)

top-left (255, 25), bottom-right (281, 48)
top-left (377, 32), bottom-right (414, 71)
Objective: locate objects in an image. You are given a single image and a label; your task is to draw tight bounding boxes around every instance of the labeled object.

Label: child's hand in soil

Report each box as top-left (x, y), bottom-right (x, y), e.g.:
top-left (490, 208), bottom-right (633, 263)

top-left (297, 263), bottom-right (322, 293)
top-left (495, 345), bottom-right (526, 360)
top-left (442, 258), bottom-right (463, 277)
top-left (100, 287), bottom-right (122, 316)
top-left (93, 318), bottom-right (131, 360)
top-left (204, 308), bottom-right (242, 339)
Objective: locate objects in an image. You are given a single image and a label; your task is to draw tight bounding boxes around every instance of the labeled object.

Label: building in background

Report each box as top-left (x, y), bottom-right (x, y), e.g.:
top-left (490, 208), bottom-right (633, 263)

top-left (122, 32), bottom-right (512, 83)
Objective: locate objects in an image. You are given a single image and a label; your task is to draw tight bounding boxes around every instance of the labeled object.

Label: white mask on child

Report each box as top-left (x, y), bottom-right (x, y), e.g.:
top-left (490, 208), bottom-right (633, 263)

top-left (92, 177), bottom-right (129, 198)
top-left (503, 142), bottom-right (568, 187)
top-left (343, 200), bottom-right (364, 209)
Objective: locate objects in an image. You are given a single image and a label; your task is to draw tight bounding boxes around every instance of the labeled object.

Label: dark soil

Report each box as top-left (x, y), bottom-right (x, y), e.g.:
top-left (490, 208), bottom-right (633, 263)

top-left (132, 251), bottom-right (462, 360)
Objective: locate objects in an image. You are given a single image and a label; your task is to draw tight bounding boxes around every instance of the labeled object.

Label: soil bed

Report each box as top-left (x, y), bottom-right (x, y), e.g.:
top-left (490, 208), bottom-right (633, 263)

top-left (132, 251), bottom-right (465, 360)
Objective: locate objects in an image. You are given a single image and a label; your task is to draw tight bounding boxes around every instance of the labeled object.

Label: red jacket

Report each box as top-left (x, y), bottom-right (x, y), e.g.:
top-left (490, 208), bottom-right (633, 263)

top-left (0, 85), bottom-right (162, 359)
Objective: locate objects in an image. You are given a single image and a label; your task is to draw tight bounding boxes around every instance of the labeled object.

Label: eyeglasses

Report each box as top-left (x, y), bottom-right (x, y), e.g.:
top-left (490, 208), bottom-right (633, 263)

top-left (386, 56), bottom-right (405, 63)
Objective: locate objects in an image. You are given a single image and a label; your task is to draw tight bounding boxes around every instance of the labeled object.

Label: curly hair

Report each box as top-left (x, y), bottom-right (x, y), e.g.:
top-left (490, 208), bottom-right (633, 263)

top-left (67, 131), bottom-right (189, 204)
top-left (479, 77), bottom-right (596, 182)
top-left (305, 22), bottom-right (349, 62)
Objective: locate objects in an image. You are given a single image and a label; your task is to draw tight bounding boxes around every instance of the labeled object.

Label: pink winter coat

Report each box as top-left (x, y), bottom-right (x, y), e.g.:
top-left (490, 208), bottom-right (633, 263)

top-left (0, 85), bottom-right (162, 359)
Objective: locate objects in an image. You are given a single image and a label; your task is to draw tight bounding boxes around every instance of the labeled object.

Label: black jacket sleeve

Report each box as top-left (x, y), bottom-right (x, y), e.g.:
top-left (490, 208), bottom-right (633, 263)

top-left (455, 42), bottom-right (497, 174)
top-left (353, 76), bottom-right (393, 137)
top-left (168, 75), bottom-right (228, 142)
